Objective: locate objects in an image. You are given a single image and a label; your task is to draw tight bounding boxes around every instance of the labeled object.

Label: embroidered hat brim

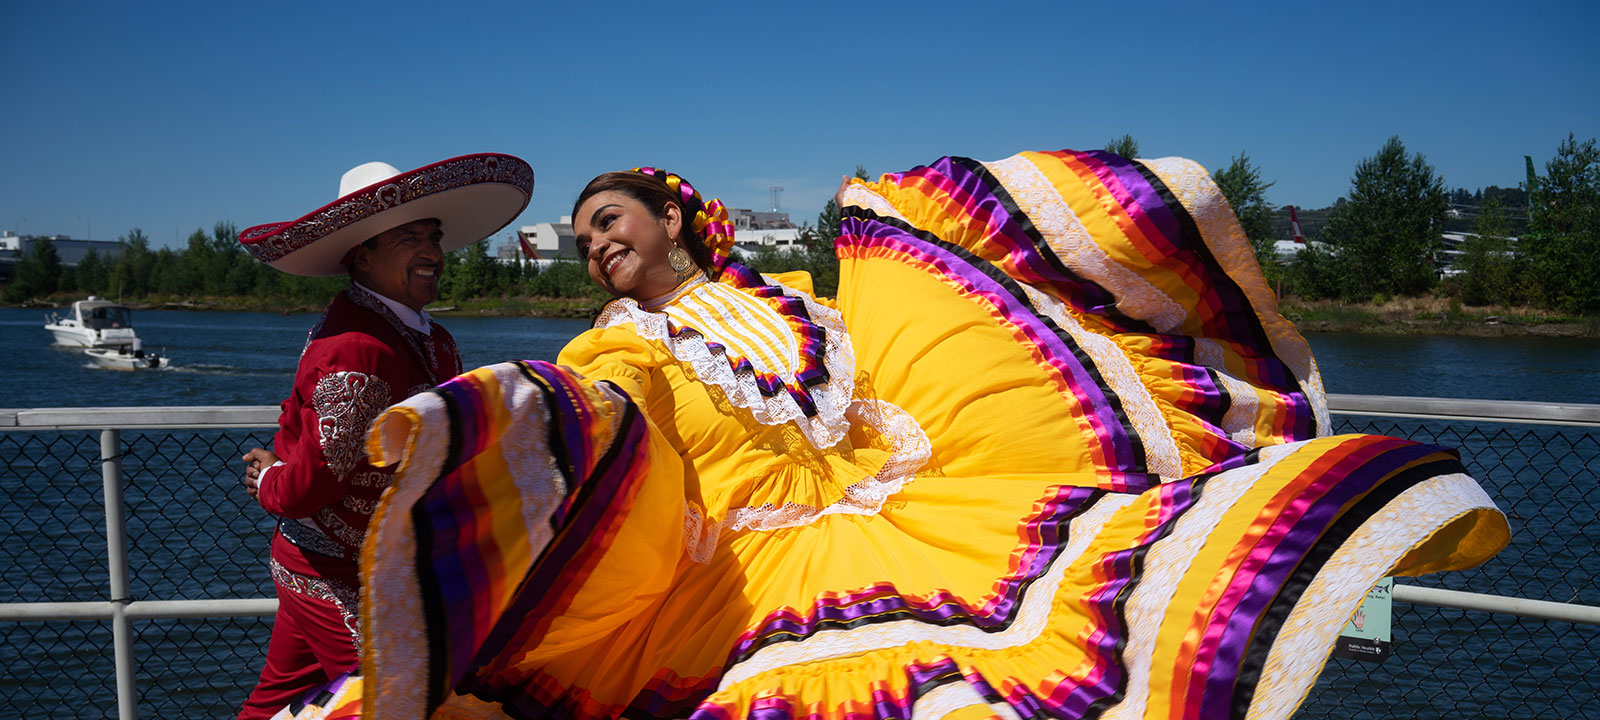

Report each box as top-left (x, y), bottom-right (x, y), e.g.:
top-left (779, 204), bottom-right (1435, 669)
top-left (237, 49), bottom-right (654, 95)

top-left (239, 153), bottom-right (535, 277)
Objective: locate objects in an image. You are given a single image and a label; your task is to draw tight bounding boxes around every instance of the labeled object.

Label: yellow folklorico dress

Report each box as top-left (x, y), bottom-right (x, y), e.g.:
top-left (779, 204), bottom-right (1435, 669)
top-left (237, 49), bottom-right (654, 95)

top-left (315, 150), bottom-right (1507, 720)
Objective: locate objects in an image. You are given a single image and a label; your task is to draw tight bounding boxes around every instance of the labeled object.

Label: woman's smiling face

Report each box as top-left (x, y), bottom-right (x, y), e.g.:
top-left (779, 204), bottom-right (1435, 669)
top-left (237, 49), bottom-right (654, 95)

top-left (574, 190), bottom-right (684, 300)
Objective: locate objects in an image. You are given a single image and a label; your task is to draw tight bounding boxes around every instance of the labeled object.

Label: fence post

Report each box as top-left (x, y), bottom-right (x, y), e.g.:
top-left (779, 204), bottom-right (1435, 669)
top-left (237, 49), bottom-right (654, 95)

top-left (101, 428), bottom-right (138, 720)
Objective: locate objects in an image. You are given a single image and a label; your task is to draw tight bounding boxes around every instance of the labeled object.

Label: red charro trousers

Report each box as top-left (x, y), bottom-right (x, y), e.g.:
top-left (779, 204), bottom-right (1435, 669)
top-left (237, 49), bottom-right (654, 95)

top-left (236, 558), bottom-right (359, 720)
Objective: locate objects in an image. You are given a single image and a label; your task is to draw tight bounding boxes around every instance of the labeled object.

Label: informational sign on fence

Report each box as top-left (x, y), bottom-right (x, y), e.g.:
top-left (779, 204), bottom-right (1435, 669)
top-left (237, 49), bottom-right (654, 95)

top-left (1333, 576), bottom-right (1393, 662)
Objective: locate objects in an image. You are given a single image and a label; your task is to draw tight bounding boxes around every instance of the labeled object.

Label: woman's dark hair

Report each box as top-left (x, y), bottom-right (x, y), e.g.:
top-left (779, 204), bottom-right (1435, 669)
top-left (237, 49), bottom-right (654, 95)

top-left (572, 171), bottom-right (714, 271)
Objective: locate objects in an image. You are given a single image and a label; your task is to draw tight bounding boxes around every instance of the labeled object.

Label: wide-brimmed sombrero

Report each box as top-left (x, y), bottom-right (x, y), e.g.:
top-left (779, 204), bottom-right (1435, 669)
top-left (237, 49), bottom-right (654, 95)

top-left (239, 153), bottom-right (535, 276)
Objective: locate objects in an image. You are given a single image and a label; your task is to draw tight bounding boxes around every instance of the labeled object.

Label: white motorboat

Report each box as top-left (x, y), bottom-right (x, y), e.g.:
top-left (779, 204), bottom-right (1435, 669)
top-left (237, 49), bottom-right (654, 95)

top-left (44, 297), bottom-right (140, 348)
top-left (85, 346), bottom-right (169, 371)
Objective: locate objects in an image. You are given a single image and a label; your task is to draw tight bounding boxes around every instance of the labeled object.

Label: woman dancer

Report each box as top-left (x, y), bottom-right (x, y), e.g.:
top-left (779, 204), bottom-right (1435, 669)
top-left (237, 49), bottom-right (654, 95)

top-left (308, 150), bottom-right (1507, 720)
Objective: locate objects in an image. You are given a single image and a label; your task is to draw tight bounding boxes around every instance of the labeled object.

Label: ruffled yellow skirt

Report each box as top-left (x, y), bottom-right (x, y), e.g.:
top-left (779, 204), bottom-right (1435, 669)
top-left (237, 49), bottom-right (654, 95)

top-left (322, 149), bottom-right (1506, 720)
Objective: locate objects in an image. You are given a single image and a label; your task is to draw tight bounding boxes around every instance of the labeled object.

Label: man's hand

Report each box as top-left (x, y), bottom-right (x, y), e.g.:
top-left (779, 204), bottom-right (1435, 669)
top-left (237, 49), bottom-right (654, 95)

top-left (241, 447), bottom-right (280, 501)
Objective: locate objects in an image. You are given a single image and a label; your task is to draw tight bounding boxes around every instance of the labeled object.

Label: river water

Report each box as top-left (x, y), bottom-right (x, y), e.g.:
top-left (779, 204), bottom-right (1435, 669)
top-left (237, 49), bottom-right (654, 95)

top-left (4, 306), bottom-right (1598, 408)
top-left (1, 305), bottom-right (1596, 717)
top-left (3, 307), bottom-right (595, 408)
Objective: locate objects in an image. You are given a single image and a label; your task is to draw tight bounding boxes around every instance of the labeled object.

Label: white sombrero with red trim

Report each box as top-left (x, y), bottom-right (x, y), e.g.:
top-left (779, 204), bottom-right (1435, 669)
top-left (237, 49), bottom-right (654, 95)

top-left (239, 153), bottom-right (535, 276)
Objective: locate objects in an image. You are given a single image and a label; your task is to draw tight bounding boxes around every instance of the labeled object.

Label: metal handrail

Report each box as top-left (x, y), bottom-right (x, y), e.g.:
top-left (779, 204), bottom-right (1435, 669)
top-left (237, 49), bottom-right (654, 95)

top-left (1392, 585), bottom-right (1600, 625)
top-left (3, 599), bottom-right (278, 621)
top-left (5, 393), bottom-right (1597, 430)
top-left (0, 405), bottom-right (279, 430)
top-left (1327, 393), bottom-right (1600, 427)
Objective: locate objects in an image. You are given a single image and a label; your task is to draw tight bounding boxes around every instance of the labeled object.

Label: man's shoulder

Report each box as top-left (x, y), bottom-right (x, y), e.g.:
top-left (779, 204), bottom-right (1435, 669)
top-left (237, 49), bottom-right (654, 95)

top-left (312, 292), bottom-right (404, 342)
top-left (302, 294), bottom-right (404, 363)
top-left (301, 330), bottom-right (396, 371)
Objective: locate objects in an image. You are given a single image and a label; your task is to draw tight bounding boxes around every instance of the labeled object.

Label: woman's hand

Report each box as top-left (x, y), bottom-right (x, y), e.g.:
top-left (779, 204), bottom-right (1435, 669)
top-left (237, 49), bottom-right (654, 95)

top-left (834, 175), bottom-right (851, 208)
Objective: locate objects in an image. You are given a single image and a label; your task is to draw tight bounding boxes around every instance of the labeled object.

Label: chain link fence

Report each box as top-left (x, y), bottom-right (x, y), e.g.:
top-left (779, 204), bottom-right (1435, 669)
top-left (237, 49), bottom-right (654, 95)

top-left (1, 423), bottom-right (277, 717)
top-left (1, 405), bottom-right (1595, 717)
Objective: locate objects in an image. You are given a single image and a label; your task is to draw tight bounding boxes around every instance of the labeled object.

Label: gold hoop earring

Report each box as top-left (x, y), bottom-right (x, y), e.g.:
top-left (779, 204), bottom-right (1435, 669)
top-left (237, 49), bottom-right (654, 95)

top-left (668, 247), bottom-right (696, 280)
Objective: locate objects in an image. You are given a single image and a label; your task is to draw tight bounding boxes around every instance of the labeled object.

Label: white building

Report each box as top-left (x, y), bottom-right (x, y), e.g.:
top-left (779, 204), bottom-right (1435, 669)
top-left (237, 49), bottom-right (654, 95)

top-left (512, 217), bottom-right (579, 263)
top-left (729, 208), bottom-right (793, 231)
top-left (733, 228), bottom-right (805, 254)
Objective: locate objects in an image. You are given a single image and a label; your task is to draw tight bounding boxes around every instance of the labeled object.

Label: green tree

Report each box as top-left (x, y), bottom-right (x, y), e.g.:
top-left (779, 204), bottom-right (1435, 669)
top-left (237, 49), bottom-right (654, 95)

top-left (5, 236), bottom-right (63, 300)
top-left (177, 227), bottom-right (212, 295)
top-left (251, 259), bottom-right (284, 298)
top-left (1483, 185), bottom-right (1528, 209)
top-left (109, 229), bottom-right (153, 299)
top-left (1212, 151), bottom-right (1278, 279)
top-left (1321, 136), bottom-right (1448, 300)
top-left (1455, 196), bottom-right (1524, 306)
top-left (76, 247), bottom-right (108, 296)
top-left (204, 220), bottom-right (257, 296)
top-left (150, 247), bottom-right (180, 296)
top-left (740, 243), bottom-right (785, 274)
top-left (525, 260), bottom-right (602, 299)
top-left (1283, 242), bottom-right (1344, 300)
top-left (1103, 134), bottom-right (1140, 159)
top-left (440, 242), bottom-right (506, 301)
top-left (790, 165), bottom-right (870, 298)
top-left (282, 274), bottom-right (347, 306)
top-left (1523, 134), bottom-right (1600, 314)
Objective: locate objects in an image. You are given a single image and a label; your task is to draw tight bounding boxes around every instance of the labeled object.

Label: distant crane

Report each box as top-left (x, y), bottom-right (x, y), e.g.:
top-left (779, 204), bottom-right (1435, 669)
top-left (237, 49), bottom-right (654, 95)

top-left (1525, 155), bottom-right (1541, 226)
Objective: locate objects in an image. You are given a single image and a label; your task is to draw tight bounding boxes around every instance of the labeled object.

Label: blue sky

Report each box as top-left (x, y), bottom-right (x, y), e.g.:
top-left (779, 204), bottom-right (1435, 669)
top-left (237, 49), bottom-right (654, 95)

top-left (3, 1), bottom-right (1596, 250)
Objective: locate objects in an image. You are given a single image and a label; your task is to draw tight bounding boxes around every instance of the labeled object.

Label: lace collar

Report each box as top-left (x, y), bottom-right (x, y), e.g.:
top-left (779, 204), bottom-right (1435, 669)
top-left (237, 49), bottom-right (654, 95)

top-left (641, 272), bottom-right (710, 310)
top-left (595, 264), bottom-right (856, 450)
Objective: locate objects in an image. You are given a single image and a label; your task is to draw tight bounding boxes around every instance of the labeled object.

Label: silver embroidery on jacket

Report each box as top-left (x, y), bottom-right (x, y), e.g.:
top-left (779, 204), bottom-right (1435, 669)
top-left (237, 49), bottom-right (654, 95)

top-left (270, 558), bottom-right (362, 656)
top-left (348, 469), bottom-right (393, 489)
top-left (312, 371), bottom-right (392, 479)
top-left (314, 506), bottom-right (370, 548)
top-left (341, 495), bottom-right (380, 514)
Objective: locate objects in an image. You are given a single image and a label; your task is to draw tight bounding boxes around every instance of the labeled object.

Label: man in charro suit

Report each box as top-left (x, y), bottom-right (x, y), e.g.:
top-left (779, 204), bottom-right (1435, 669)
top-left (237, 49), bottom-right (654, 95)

top-left (234, 154), bottom-right (534, 719)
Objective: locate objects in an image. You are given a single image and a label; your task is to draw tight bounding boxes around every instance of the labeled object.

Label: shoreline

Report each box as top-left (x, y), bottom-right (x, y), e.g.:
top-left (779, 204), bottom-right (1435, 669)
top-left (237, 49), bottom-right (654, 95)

top-left (14, 295), bottom-right (603, 319)
top-left (11, 295), bottom-right (1597, 338)
top-left (1279, 298), bottom-right (1599, 338)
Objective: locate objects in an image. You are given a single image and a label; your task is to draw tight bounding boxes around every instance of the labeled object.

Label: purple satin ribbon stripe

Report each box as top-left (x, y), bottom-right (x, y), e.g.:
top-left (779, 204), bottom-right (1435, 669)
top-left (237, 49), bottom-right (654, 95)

top-left (1080, 150), bottom-right (1305, 398)
top-left (458, 362), bottom-right (656, 687)
top-left (1045, 478), bottom-right (1201, 716)
top-left (422, 372), bottom-right (503, 681)
top-left (1192, 438), bottom-right (1433, 719)
top-left (906, 158), bottom-right (1068, 289)
top-left (722, 485), bottom-right (1102, 666)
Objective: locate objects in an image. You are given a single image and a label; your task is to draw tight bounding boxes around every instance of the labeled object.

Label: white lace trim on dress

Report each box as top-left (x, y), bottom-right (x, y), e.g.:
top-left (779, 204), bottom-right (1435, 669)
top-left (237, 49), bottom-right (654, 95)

top-left (595, 276), bottom-right (858, 451)
top-left (681, 398), bottom-right (931, 563)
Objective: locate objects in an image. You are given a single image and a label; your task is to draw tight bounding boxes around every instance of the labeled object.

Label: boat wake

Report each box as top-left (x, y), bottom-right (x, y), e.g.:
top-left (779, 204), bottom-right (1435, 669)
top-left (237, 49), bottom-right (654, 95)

top-left (169, 364), bottom-right (286, 378)
top-left (82, 361), bottom-right (175, 372)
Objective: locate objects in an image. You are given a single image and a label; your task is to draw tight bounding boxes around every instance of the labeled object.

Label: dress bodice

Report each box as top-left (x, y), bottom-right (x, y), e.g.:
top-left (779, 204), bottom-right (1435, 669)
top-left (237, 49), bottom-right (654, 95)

top-left (557, 271), bottom-right (929, 560)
